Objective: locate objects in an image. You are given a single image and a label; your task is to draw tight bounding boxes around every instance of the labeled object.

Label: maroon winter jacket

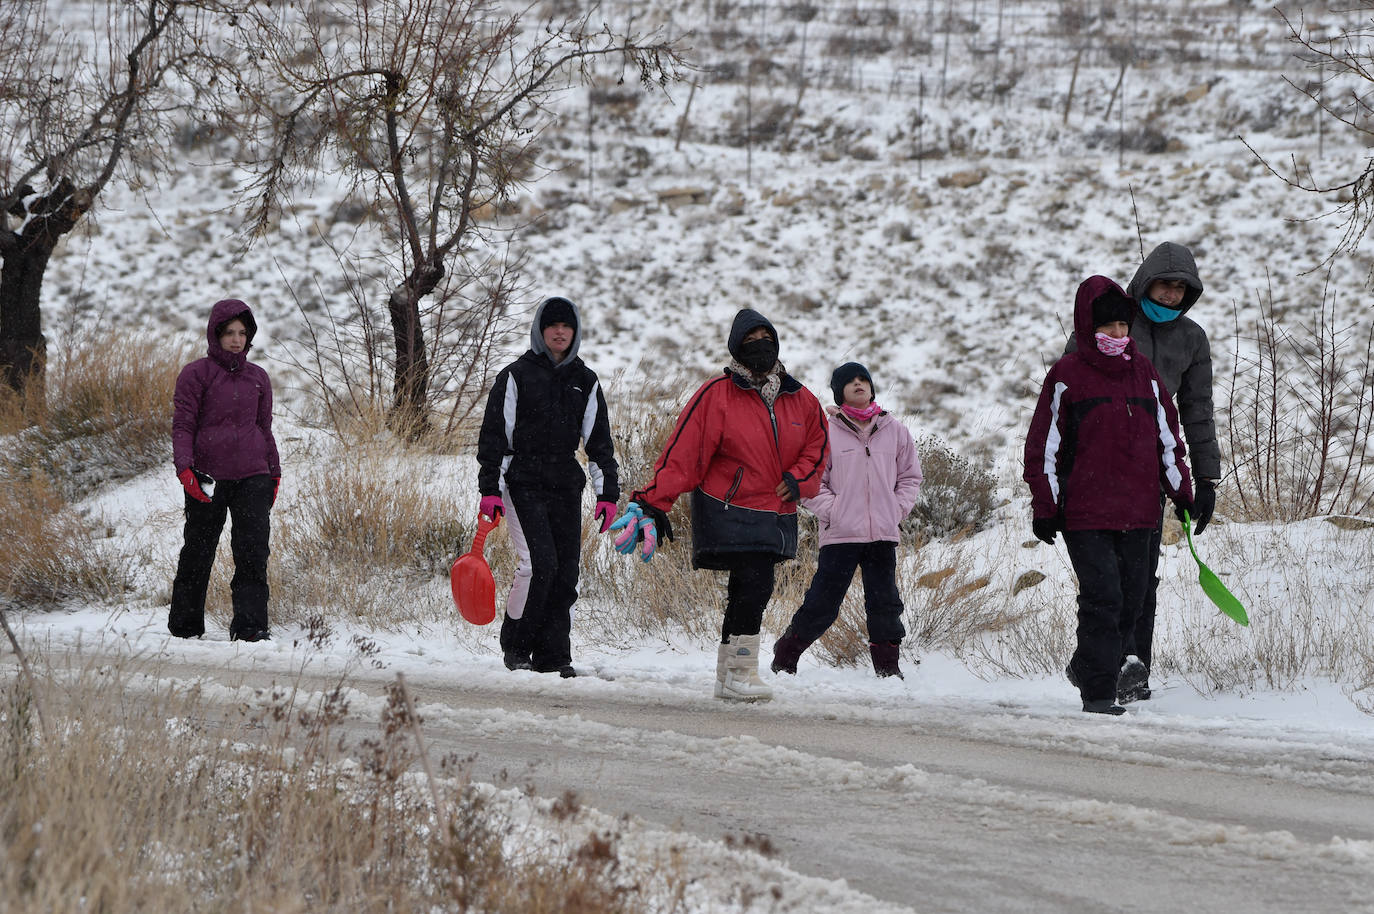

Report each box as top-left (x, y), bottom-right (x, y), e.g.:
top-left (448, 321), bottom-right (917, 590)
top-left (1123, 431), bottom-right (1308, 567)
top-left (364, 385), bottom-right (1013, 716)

top-left (1024, 276), bottom-right (1192, 531)
top-left (172, 299), bottom-right (281, 481)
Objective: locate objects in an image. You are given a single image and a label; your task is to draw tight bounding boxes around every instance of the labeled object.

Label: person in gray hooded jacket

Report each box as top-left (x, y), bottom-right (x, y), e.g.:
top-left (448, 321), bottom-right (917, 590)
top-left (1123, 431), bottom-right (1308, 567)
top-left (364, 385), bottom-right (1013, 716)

top-left (1064, 242), bottom-right (1220, 702)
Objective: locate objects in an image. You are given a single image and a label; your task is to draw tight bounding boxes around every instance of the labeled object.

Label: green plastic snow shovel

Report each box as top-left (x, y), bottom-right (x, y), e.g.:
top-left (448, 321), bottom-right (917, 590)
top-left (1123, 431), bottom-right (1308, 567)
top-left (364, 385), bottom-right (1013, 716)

top-left (1182, 510), bottom-right (1249, 627)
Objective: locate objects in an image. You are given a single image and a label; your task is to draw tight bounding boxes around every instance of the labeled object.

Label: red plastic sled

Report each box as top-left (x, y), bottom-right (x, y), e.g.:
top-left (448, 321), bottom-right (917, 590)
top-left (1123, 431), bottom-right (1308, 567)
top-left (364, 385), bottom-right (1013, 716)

top-left (451, 513), bottom-right (500, 625)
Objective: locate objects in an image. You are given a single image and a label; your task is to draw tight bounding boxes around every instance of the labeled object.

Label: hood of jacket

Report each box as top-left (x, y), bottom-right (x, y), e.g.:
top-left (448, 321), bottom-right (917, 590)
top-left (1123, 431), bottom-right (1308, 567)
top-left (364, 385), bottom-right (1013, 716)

top-left (1126, 242), bottom-right (1203, 316)
top-left (206, 299), bottom-right (257, 372)
top-left (726, 308), bottom-right (779, 362)
top-left (1074, 275), bottom-right (1139, 374)
top-left (529, 296), bottom-right (582, 367)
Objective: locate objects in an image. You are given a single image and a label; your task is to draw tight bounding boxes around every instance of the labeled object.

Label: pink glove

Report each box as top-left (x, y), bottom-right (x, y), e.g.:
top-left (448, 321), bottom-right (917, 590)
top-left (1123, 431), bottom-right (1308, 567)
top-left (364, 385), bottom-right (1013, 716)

top-left (178, 468), bottom-right (211, 504)
top-left (479, 495), bottom-right (504, 521)
top-left (594, 500), bottom-right (617, 533)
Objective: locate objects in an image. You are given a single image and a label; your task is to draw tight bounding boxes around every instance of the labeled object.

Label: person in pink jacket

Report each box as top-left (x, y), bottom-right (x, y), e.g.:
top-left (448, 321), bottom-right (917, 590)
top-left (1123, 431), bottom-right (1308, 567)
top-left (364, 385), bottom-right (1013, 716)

top-left (771, 362), bottom-right (923, 679)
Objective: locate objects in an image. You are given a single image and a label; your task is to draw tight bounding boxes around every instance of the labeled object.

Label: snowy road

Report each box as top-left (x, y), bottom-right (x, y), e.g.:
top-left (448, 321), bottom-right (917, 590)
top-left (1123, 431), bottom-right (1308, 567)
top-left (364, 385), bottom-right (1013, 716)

top-left (54, 649), bottom-right (1374, 914)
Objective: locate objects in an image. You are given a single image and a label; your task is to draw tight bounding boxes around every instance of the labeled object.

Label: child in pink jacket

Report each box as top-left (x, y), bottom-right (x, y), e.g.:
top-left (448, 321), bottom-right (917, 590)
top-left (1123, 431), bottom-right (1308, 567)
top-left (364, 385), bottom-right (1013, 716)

top-left (771, 362), bottom-right (923, 678)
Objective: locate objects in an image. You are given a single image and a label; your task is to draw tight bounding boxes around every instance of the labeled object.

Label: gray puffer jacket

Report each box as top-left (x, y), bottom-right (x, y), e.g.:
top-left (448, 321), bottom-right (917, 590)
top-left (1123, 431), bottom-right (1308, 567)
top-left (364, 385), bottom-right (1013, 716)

top-left (1065, 242), bottom-right (1221, 481)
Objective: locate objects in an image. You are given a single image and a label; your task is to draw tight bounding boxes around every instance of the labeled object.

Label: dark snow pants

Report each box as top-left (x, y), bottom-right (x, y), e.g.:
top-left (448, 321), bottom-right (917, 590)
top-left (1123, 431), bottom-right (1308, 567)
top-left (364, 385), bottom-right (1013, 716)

top-left (169, 474), bottom-right (274, 638)
top-left (718, 552), bottom-right (777, 642)
top-left (1129, 498), bottom-right (1169, 675)
top-left (500, 484), bottom-right (582, 671)
top-left (1063, 528), bottom-right (1154, 702)
top-left (785, 541), bottom-right (906, 646)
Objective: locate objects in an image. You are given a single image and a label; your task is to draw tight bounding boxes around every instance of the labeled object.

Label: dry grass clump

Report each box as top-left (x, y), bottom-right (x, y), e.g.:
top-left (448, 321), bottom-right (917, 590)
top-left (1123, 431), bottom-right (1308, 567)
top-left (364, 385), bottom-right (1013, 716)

top-left (0, 339), bottom-right (187, 500)
top-left (0, 658), bottom-right (675, 913)
top-left (197, 446), bottom-right (469, 630)
top-left (0, 474), bottom-right (131, 605)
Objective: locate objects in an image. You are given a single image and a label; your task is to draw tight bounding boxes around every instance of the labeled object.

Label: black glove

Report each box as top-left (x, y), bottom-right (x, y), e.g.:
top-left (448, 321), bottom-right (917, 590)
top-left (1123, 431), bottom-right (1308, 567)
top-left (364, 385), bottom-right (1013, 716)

top-left (1190, 480), bottom-right (1216, 535)
top-left (1173, 497), bottom-right (1196, 529)
top-left (1032, 517), bottom-right (1059, 545)
top-left (630, 495), bottom-right (675, 543)
top-left (780, 472), bottom-right (801, 503)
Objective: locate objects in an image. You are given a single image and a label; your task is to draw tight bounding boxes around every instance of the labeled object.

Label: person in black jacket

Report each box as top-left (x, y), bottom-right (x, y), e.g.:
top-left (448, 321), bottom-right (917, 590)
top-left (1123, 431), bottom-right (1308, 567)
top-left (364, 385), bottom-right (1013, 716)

top-left (476, 297), bottom-right (619, 677)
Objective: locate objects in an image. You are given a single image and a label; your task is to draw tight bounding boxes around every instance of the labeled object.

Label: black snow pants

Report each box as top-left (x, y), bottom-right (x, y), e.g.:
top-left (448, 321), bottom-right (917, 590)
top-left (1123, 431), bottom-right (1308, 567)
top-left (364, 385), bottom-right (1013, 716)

top-left (500, 484), bottom-right (582, 671)
top-left (1063, 528), bottom-right (1155, 703)
top-left (1129, 498), bottom-right (1169, 676)
top-left (785, 541), bottom-right (906, 645)
top-left (169, 474), bottom-right (274, 638)
top-left (717, 551), bottom-right (777, 642)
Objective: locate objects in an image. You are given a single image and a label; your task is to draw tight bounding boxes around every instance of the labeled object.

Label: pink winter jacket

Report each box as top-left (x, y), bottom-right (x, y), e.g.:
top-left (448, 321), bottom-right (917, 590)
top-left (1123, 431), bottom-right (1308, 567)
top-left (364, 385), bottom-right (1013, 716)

top-left (803, 411), bottom-right (923, 547)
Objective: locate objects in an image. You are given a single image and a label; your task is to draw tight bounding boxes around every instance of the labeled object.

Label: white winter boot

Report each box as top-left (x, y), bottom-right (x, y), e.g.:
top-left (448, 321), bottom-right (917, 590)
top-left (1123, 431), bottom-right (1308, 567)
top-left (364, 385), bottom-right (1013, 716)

top-left (716, 634), bottom-right (774, 702)
top-left (714, 641), bottom-right (732, 699)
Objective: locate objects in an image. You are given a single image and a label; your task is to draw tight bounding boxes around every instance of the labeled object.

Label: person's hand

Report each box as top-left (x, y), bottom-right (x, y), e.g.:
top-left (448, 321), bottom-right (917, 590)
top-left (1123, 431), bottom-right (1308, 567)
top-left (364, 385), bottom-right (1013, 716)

top-left (1190, 480), bottom-right (1216, 535)
top-left (272, 477), bottom-right (280, 506)
top-left (1173, 497), bottom-right (1197, 530)
top-left (594, 500), bottom-right (617, 533)
top-left (609, 502), bottom-right (657, 562)
top-left (776, 473), bottom-right (800, 503)
top-left (479, 495), bottom-right (504, 522)
top-left (1032, 517), bottom-right (1059, 545)
top-left (178, 468), bottom-right (211, 504)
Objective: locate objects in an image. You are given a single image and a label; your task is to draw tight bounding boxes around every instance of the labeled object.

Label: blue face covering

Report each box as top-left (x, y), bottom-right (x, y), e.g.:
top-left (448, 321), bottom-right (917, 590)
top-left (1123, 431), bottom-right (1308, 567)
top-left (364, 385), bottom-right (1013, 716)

top-left (1141, 297), bottom-right (1183, 323)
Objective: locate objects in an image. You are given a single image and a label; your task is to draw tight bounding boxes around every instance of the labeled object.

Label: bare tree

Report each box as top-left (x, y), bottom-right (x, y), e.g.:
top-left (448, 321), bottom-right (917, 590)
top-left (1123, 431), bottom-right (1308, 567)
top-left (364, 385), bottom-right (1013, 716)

top-left (1244, 6), bottom-right (1374, 281)
top-left (0, 0), bottom-right (241, 397)
top-left (242, 0), bottom-right (683, 435)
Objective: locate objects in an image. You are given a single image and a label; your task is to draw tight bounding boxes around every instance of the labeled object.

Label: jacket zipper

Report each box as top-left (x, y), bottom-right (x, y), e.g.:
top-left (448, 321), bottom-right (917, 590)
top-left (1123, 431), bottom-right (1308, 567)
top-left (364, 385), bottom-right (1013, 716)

top-left (724, 467), bottom-right (744, 507)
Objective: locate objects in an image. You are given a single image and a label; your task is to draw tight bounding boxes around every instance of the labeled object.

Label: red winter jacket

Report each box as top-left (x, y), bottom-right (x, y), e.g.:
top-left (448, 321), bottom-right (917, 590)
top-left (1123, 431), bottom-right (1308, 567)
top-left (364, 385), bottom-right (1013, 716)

top-left (633, 370), bottom-right (829, 568)
top-left (1024, 276), bottom-right (1192, 531)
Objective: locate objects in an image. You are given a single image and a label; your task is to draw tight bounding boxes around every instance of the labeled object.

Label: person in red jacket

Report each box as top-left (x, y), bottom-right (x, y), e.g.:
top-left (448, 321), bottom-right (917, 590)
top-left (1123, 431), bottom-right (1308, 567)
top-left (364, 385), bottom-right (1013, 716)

top-left (1024, 276), bottom-right (1193, 715)
top-left (610, 309), bottom-right (829, 701)
top-left (170, 299), bottom-right (281, 643)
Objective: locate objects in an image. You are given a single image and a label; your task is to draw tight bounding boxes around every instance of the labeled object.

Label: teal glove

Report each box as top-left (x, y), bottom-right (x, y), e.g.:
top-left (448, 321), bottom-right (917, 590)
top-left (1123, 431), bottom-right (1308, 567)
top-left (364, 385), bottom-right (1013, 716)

top-left (609, 502), bottom-right (657, 562)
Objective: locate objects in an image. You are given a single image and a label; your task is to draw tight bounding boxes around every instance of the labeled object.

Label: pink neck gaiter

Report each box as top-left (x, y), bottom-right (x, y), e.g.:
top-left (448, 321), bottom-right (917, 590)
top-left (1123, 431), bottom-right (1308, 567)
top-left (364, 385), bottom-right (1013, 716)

top-left (1095, 333), bottom-right (1132, 360)
top-left (840, 402), bottom-right (882, 422)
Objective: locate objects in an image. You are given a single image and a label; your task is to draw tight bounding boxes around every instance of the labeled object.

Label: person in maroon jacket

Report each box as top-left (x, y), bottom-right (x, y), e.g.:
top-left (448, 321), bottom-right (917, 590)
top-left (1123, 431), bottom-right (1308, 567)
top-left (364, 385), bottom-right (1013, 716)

top-left (1024, 276), bottom-right (1193, 715)
top-left (609, 309), bottom-right (829, 701)
top-left (169, 299), bottom-right (281, 642)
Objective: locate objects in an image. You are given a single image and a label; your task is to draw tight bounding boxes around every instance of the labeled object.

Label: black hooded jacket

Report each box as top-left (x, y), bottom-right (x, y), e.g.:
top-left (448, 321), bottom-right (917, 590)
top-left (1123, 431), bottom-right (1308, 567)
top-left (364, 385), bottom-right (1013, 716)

top-left (476, 297), bottom-right (619, 500)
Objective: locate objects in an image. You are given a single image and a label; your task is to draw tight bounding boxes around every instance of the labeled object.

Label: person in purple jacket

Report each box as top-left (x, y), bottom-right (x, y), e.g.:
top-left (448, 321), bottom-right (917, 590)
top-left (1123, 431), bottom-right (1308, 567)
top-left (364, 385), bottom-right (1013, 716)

top-left (771, 362), bottom-right (923, 680)
top-left (1024, 277), bottom-right (1193, 715)
top-left (169, 299), bottom-right (281, 642)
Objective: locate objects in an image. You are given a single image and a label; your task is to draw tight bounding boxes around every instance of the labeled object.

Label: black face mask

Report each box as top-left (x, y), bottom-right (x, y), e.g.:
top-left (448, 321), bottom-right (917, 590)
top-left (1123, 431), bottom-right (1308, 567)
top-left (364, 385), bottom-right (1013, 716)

top-left (737, 337), bottom-right (779, 373)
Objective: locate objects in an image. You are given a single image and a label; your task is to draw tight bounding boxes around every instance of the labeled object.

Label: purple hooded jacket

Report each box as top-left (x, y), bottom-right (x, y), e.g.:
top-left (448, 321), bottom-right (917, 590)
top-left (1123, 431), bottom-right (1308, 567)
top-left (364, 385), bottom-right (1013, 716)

top-left (1024, 275), bottom-right (1191, 531)
top-left (172, 299), bottom-right (281, 481)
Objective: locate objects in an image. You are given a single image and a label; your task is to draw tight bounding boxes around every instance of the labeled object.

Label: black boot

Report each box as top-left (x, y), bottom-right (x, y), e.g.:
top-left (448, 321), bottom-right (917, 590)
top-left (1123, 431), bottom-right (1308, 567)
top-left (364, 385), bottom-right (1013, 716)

top-left (869, 641), bottom-right (904, 679)
top-left (1082, 698), bottom-right (1126, 715)
top-left (770, 629), bottom-right (811, 675)
top-left (1117, 655), bottom-right (1150, 704)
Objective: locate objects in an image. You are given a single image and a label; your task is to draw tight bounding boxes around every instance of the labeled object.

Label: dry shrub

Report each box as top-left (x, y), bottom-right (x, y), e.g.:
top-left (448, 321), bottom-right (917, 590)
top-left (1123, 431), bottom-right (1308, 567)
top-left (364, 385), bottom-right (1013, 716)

top-left (0, 338), bottom-right (187, 500)
top-left (1223, 284), bottom-right (1374, 522)
top-left (0, 474), bottom-right (130, 605)
top-left (0, 657), bottom-right (671, 912)
top-left (905, 434), bottom-right (997, 540)
top-left (221, 446), bottom-right (468, 630)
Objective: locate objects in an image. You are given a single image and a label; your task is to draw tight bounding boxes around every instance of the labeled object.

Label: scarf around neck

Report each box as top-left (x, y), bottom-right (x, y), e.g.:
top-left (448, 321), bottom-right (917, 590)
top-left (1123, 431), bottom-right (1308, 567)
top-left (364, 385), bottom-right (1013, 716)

top-left (728, 358), bottom-right (784, 406)
top-left (839, 402), bottom-right (882, 422)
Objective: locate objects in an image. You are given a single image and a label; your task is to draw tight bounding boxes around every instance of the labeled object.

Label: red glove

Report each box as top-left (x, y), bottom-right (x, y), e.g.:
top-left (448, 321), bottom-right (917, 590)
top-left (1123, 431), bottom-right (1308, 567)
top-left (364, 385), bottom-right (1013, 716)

top-left (272, 477), bottom-right (280, 506)
top-left (594, 500), bottom-right (617, 533)
top-left (178, 468), bottom-right (211, 504)
top-left (480, 495), bottom-right (504, 521)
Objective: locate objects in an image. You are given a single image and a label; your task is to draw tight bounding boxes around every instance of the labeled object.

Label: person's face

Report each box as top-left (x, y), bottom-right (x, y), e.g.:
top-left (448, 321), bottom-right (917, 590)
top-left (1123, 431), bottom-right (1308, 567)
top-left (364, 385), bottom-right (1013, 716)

top-left (743, 326), bottom-right (773, 344)
top-left (1096, 320), bottom-right (1130, 339)
top-left (219, 319), bottom-right (248, 353)
top-left (543, 321), bottom-right (574, 359)
top-left (1146, 279), bottom-right (1188, 308)
top-left (842, 377), bottom-right (872, 407)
